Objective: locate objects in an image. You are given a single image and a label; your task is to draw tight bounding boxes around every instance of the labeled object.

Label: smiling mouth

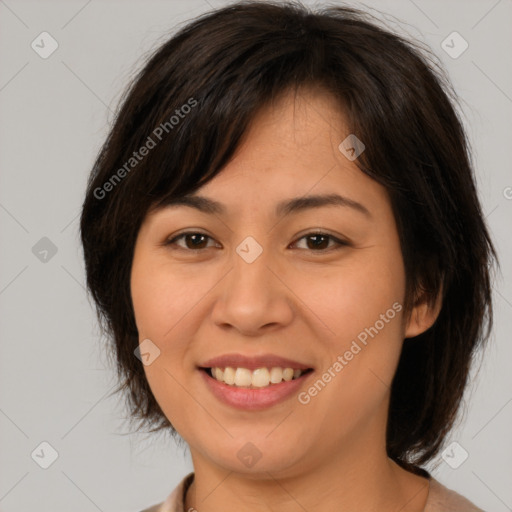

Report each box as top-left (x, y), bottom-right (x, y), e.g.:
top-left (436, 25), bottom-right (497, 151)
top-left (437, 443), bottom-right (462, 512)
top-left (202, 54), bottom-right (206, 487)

top-left (200, 366), bottom-right (314, 388)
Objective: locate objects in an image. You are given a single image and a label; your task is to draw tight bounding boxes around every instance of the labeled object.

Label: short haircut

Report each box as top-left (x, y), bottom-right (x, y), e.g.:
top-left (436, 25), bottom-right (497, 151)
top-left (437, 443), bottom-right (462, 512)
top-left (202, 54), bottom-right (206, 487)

top-left (80, 0), bottom-right (496, 473)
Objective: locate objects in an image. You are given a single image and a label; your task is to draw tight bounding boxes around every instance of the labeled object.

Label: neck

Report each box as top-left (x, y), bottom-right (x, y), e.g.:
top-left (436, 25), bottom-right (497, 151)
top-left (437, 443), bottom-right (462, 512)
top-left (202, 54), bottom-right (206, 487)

top-left (184, 444), bottom-right (430, 512)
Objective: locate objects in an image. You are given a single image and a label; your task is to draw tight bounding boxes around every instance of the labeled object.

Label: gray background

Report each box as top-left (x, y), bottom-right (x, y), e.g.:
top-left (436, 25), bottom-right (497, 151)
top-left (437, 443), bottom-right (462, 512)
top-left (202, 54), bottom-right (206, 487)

top-left (0, 0), bottom-right (511, 511)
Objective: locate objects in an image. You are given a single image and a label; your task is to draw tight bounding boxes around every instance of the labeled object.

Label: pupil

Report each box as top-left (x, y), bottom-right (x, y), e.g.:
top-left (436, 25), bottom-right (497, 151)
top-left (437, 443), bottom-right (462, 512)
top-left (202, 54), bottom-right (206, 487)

top-left (309, 235), bottom-right (328, 249)
top-left (188, 234), bottom-right (206, 248)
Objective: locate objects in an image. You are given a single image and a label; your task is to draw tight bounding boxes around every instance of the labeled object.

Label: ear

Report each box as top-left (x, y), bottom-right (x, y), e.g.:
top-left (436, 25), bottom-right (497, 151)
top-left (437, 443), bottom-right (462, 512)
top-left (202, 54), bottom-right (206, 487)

top-left (404, 284), bottom-right (443, 339)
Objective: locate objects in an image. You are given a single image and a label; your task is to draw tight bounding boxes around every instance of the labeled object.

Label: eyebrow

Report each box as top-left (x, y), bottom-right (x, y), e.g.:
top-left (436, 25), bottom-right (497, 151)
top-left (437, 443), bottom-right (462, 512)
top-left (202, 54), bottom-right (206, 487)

top-left (158, 193), bottom-right (371, 218)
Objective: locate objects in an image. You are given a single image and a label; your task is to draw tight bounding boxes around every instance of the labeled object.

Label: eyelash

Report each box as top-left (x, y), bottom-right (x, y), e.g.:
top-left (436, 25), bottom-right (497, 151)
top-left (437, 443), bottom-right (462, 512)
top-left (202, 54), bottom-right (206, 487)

top-left (163, 231), bottom-right (349, 253)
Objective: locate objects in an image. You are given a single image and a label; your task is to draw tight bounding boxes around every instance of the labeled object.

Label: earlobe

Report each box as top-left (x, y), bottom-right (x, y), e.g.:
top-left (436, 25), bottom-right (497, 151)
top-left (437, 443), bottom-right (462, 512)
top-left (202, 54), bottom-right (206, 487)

top-left (404, 286), bottom-right (443, 339)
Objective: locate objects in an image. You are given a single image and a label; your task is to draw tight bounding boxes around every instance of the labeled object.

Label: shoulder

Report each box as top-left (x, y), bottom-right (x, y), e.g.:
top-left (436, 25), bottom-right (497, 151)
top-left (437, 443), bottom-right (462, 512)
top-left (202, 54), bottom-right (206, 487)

top-left (139, 505), bottom-right (162, 512)
top-left (139, 472), bottom-right (195, 512)
top-left (425, 476), bottom-right (486, 512)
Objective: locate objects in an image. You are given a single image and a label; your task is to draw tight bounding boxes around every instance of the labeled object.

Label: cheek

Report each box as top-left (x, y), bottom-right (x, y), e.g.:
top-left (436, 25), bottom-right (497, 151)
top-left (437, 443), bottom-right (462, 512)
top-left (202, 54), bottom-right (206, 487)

top-left (291, 250), bottom-right (405, 344)
top-left (291, 249), bottom-right (406, 412)
top-left (130, 253), bottom-right (202, 431)
top-left (131, 254), bottom-right (204, 340)
top-left (130, 251), bottom-right (221, 390)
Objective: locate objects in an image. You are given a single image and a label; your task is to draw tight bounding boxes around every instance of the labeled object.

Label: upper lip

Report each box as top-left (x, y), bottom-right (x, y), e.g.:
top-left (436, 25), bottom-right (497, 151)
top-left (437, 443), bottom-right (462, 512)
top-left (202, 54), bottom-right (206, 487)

top-left (199, 353), bottom-right (314, 371)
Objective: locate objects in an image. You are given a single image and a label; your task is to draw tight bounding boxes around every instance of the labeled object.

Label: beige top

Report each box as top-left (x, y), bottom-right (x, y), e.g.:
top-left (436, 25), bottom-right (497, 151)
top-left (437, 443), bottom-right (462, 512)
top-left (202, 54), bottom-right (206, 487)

top-left (140, 471), bottom-right (485, 512)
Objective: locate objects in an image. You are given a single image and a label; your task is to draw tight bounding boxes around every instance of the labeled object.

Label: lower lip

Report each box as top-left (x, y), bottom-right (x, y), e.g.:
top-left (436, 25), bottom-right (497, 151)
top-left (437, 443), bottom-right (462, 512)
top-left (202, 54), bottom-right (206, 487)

top-left (200, 369), bottom-right (313, 411)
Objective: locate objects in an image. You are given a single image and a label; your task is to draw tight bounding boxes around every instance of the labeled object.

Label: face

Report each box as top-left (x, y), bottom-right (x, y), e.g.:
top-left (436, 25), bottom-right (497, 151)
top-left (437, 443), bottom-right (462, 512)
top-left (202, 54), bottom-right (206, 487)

top-left (130, 87), bottom-right (425, 478)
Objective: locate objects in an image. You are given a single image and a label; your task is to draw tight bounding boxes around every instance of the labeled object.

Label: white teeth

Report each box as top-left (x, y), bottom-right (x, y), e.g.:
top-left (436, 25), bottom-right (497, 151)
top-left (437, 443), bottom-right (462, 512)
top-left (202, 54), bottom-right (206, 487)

top-left (210, 366), bottom-right (307, 387)
top-left (282, 368), bottom-right (294, 381)
top-left (269, 367), bottom-right (283, 384)
top-left (234, 368), bottom-right (252, 387)
top-left (223, 367), bottom-right (235, 385)
top-left (252, 368), bottom-right (270, 387)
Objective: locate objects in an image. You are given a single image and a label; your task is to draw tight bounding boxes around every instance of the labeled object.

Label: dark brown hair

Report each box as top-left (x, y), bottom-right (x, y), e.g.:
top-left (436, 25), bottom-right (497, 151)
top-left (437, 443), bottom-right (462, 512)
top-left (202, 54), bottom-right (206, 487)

top-left (79, 0), bottom-right (496, 472)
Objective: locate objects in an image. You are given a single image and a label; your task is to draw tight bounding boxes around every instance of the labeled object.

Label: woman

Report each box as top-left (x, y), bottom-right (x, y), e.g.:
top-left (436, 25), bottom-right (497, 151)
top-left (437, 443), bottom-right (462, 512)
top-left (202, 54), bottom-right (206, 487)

top-left (80, 2), bottom-right (496, 511)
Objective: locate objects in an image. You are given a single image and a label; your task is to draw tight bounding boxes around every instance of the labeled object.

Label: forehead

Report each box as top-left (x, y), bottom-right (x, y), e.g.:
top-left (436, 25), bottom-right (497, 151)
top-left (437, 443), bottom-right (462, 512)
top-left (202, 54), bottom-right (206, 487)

top-left (148, 86), bottom-right (389, 221)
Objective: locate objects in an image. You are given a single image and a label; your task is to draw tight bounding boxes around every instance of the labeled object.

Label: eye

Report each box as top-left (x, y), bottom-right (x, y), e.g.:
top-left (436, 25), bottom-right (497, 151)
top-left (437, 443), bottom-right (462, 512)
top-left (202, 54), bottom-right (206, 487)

top-left (291, 232), bottom-right (349, 252)
top-left (164, 232), bottom-right (220, 251)
top-left (163, 230), bottom-right (349, 252)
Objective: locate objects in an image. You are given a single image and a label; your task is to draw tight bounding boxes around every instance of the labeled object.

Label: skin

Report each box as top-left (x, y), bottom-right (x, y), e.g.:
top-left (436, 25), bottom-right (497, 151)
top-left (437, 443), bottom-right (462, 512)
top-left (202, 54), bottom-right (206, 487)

top-left (130, 86), bottom-right (441, 512)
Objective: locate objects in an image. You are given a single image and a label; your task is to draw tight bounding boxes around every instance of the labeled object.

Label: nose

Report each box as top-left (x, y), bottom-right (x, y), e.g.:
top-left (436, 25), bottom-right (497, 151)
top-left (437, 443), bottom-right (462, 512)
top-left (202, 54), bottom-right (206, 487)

top-left (210, 238), bottom-right (294, 336)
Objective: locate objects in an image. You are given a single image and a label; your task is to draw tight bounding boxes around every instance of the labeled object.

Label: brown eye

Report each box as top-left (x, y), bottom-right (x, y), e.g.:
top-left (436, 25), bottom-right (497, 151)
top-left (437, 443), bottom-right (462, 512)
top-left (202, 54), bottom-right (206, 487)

top-left (292, 232), bottom-right (348, 252)
top-left (165, 232), bottom-right (219, 250)
top-left (164, 231), bottom-right (348, 253)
